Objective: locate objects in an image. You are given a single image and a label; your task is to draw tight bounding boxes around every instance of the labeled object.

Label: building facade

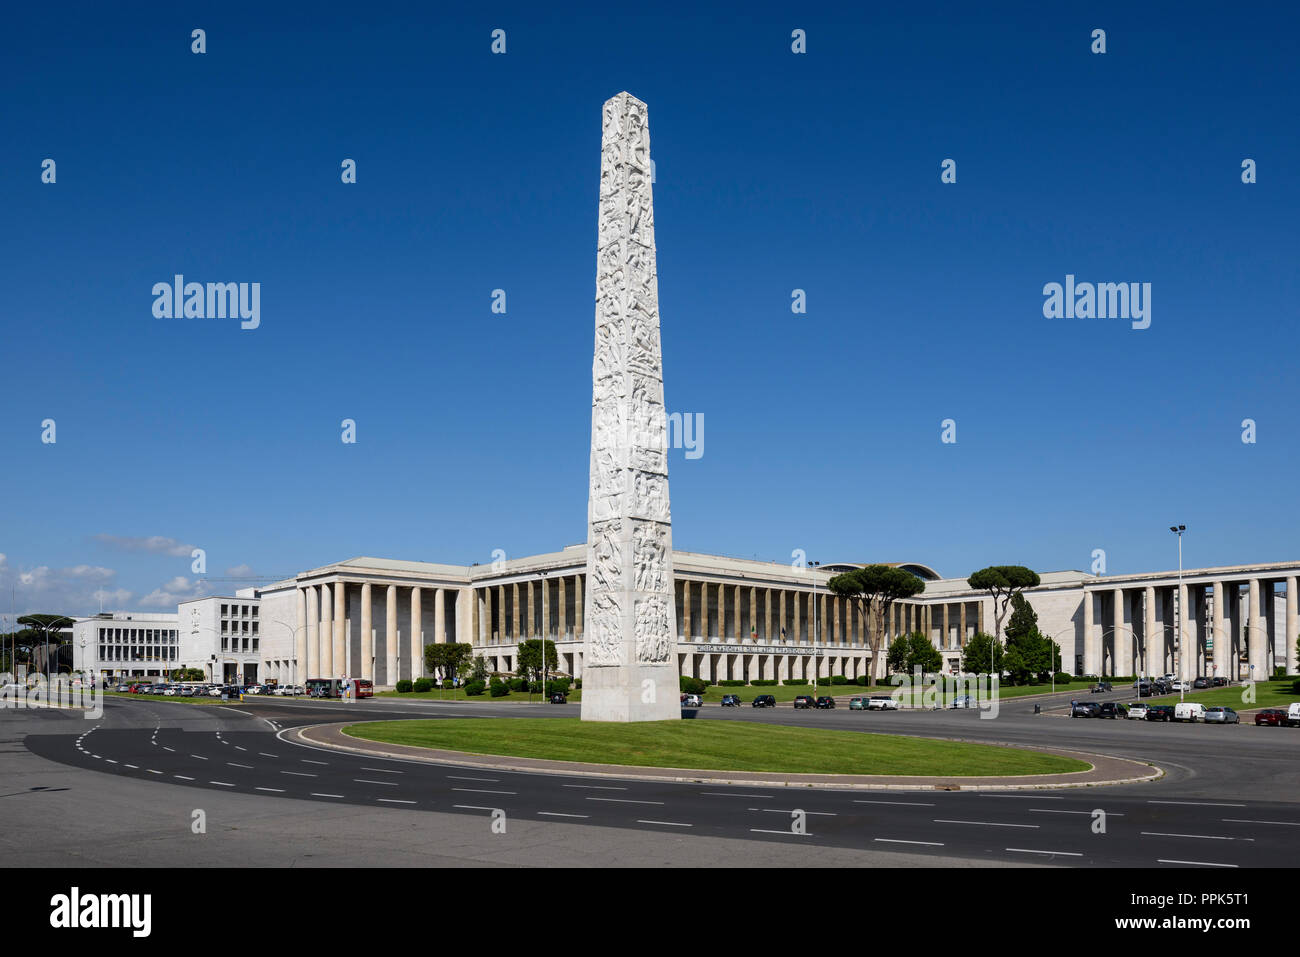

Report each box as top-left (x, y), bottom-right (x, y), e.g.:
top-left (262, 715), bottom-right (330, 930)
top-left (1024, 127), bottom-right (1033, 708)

top-left (251, 551), bottom-right (1300, 690)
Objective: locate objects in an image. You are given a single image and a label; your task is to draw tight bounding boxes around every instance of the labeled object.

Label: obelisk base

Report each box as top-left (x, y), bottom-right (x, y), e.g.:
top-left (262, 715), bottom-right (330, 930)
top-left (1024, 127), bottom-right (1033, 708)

top-left (581, 662), bottom-right (680, 722)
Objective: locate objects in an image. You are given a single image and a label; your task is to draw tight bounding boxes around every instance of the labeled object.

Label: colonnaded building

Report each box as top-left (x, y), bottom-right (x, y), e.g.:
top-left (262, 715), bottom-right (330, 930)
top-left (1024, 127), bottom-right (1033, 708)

top-left (199, 548), bottom-right (1300, 691)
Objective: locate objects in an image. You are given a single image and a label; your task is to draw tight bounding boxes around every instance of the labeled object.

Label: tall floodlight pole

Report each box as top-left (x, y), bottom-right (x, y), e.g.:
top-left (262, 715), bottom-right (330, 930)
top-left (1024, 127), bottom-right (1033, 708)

top-left (1171, 525), bottom-right (1186, 702)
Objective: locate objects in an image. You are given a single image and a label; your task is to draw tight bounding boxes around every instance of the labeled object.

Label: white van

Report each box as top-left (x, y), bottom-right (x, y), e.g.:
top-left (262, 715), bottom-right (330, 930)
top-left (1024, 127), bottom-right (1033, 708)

top-left (1174, 702), bottom-right (1206, 723)
top-left (1287, 703), bottom-right (1300, 727)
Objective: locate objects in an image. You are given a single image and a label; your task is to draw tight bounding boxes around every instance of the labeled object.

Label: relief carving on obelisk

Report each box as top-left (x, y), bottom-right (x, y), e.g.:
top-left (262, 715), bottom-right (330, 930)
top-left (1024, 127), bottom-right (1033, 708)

top-left (583, 93), bottom-right (679, 718)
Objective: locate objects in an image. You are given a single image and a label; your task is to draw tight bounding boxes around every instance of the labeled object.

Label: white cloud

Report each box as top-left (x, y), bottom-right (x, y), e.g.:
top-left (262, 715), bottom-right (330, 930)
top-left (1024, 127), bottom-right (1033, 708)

top-left (91, 535), bottom-right (196, 557)
top-left (139, 576), bottom-right (209, 608)
top-left (225, 564), bottom-right (256, 578)
top-left (0, 562), bottom-right (133, 618)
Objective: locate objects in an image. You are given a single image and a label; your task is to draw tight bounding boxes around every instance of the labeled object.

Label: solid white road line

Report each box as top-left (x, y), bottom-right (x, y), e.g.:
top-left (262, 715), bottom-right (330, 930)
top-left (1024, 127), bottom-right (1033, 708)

top-left (448, 775), bottom-right (499, 782)
top-left (124, 764), bottom-right (138, 769)
top-left (538, 811), bottom-right (588, 818)
top-left (854, 800), bottom-right (935, 807)
top-left (453, 804), bottom-right (497, 811)
top-left (379, 798), bottom-right (416, 804)
top-left (1141, 831), bottom-right (1253, 841)
top-left (281, 771), bottom-right (316, 777)
top-left (302, 759), bottom-right (328, 765)
top-left (934, 819), bottom-right (1039, 828)
top-left (638, 820), bottom-right (693, 827)
top-left (227, 763), bottom-right (253, 769)
top-left (1157, 859), bottom-right (1238, 868)
top-left (750, 828), bottom-right (809, 836)
top-left (1030, 809), bottom-right (1125, 816)
top-left (701, 792), bottom-right (774, 798)
top-left (748, 808), bottom-right (837, 816)
top-left (1148, 800), bottom-right (1246, 808)
top-left (191, 755), bottom-right (208, 760)
top-left (311, 793), bottom-right (344, 798)
top-left (210, 781), bottom-right (235, 787)
top-left (980, 794), bottom-right (1064, 800)
top-left (361, 767), bottom-right (403, 774)
top-left (452, 788), bottom-right (516, 795)
top-left (148, 770), bottom-right (163, 775)
top-left (259, 752), bottom-right (278, 758)
top-left (563, 784), bottom-right (626, 790)
top-left (355, 779), bottom-right (399, 786)
top-left (174, 775), bottom-right (194, 781)
top-left (255, 787), bottom-right (285, 793)
top-left (1006, 847), bottom-right (1083, 857)
top-left (874, 838), bottom-right (943, 846)
top-left (586, 797), bottom-right (664, 805)
top-left (1222, 818), bottom-right (1300, 826)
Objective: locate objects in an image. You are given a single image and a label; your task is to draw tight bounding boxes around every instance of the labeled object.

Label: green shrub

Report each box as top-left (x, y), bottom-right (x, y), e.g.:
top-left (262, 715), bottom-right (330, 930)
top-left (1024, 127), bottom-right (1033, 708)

top-left (750, 679), bottom-right (778, 687)
top-left (783, 679), bottom-right (808, 686)
top-left (679, 676), bottom-right (707, 695)
top-left (413, 678), bottom-right (433, 693)
top-left (545, 678), bottom-right (570, 695)
top-left (1053, 672), bottom-right (1073, 683)
top-left (489, 678), bottom-right (509, 698)
top-left (509, 677), bottom-right (529, 692)
top-left (718, 679), bottom-right (745, 687)
top-left (574, 678), bottom-right (582, 689)
top-left (463, 680), bottom-right (486, 696)
top-left (856, 676), bottom-right (871, 685)
top-left (395, 679), bottom-right (413, 693)
top-left (830, 675), bottom-right (848, 685)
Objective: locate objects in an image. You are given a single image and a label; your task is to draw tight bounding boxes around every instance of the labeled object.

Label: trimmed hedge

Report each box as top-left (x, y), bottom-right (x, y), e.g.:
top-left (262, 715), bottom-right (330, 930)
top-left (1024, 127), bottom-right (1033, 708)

top-left (718, 679), bottom-right (746, 687)
top-left (413, 678), bottom-right (433, 693)
top-left (783, 679), bottom-right (808, 686)
top-left (509, 677), bottom-right (529, 692)
top-left (830, 675), bottom-right (848, 685)
top-left (680, 676), bottom-right (707, 695)
top-left (489, 678), bottom-right (509, 698)
top-left (749, 679), bottom-right (778, 687)
top-left (395, 679), bottom-right (413, 693)
top-left (463, 680), bottom-right (486, 696)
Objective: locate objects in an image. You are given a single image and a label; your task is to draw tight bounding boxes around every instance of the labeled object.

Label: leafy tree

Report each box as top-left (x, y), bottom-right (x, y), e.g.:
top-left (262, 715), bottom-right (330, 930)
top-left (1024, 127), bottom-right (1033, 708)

top-left (468, 655), bottom-right (488, 683)
top-left (887, 633), bottom-right (943, 674)
top-left (516, 639), bottom-right (558, 684)
top-left (961, 632), bottom-right (1004, 676)
top-left (1004, 593), bottom-right (1039, 642)
top-left (828, 565), bottom-right (926, 684)
top-left (967, 566), bottom-right (1040, 640)
top-left (424, 642), bottom-right (473, 681)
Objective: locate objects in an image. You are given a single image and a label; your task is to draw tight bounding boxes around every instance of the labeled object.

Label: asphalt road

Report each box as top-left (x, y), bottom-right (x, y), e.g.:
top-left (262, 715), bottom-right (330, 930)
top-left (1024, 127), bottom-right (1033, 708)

top-left (10, 690), bottom-right (1300, 867)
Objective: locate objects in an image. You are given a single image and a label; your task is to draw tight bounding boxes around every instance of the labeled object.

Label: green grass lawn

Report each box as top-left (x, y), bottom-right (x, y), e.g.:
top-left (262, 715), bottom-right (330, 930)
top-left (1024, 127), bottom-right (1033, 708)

top-left (1143, 680), bottom-right (1299, 710)
top-left (343, 717), bottom-right (1089, 777)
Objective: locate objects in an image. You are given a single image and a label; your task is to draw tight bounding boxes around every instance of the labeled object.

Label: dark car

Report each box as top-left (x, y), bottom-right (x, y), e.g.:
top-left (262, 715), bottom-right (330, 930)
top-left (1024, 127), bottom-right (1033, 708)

top-left (1145, 705), bottom-right (1174, 722)
top-left (792, 695), bottom-right (815, 709)
top-left (720, 694), bottom-right (741, 707)
top-left (1090, 682), bottom-right (1112, 693)
top-left (1255, 708), bottom-right (1287, 727)
top-left (751, 694), bottom-right (776, 708)
top-left (1212, 676), bottom-right (1228, 687)
top-left (815, 696), bottom-right (836, 709)
top-left (1071, 702), bottom-right (1100, 718)
top-left (1193, 676), bottom-right (1210, 689)
top-left (549, 692), bottom-right (567, 704)
top-left (1098, 702), bottom-right (1127, 719)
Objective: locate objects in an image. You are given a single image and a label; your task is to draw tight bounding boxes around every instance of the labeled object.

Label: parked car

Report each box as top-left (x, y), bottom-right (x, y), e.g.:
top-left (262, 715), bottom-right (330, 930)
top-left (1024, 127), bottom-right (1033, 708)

top-left (751, 694), bottom-right (776, 708)
top-left (114, 684), bottom-right (130, 692)
top-left (849, 696), bottom-right (869, 711)
top-left (1133, 680), bottom-right (1153, 697)
top-left (815, 696), bottom-right (835, 709)
top-left (868, 695), bottom-right (899, 711)
top-left (1256, 708), bottom-right (1288, 727)
top-left (1145, 705), bottom-right (1174, 722)
top-left (1126, 702), bottom-right (1150, 720)
top-left (1203, 706), bottom-right (1239, 724)
top-left (1071, 702), bottom-right (1100, 718)
top-left (1173, 701), bottom-right (1206, 723)
top-left (951, 695), bottom-right (976, 709)
top-left (720, 694), bottom-right (741, 707)
top-left (1152, 679), bottom-right (1172, 695)
top-left (1090, 682), bottom-right (1112, 693)
top-left (163, 686), bottom-right (180, 696)
top-left (1098, 702), bottom-right (1127, 719)
top-left (1211, 676), bottom-right (1228, 687)
top-left (792, 695), bottom-right (815, 709)
top-left (680, 693), bottom-right (703, 708)
top-left (1170, 680), bottom-right (1189, 692)
top-left (274, 685), bottom-right (301, 696)
top-left (1193, 677), bottom-right (1210, 689)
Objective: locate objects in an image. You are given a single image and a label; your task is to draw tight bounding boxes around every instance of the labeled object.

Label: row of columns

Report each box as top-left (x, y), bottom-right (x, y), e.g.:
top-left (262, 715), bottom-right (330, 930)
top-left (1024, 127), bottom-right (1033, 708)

top-left (1082, 576), bottom-right (1299, 679)
top-left (680, 651), bottom-right (866, 682)
top-left (473, 574), bottom-right (585, 645)
top-left (297, 581), bottom-right (452, 684)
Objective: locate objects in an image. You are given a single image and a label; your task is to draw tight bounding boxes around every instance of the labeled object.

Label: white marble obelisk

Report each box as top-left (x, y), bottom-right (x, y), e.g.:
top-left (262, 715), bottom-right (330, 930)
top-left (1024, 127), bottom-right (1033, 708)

top-left (581, 92), bottom-right (680, 723)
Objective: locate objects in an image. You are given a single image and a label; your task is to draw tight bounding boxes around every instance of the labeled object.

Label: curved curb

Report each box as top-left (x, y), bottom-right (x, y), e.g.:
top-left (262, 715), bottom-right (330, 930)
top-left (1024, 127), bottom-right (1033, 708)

top-left (288, 721), bottom-right (1164, 792)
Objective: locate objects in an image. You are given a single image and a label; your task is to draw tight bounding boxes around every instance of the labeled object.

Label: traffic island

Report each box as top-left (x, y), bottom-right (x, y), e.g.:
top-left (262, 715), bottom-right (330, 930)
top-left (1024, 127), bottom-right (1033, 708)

top-left (291, 718), bottom-right (1162, 791)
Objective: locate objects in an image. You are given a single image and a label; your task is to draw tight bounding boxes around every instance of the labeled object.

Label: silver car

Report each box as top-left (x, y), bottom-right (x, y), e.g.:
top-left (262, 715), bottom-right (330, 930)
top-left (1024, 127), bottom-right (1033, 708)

top-left (1202, 706), bottom-right (1239, 724)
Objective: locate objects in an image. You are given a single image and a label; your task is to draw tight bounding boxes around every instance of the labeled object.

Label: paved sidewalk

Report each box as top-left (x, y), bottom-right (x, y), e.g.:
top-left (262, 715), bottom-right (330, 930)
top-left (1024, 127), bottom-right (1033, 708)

top-left (292, 722), bottom-right (1163, 792)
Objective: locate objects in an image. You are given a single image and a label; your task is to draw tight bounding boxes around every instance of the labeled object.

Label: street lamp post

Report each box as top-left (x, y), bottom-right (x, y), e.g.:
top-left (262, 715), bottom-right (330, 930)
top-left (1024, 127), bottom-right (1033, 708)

top-left (1171, 525), bottom-right (1186, 703)
top-left (809, 561), bottom-right (821, 696)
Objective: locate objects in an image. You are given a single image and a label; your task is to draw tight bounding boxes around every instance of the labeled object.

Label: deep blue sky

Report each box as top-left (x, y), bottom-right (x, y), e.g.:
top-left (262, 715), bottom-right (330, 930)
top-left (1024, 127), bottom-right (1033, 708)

top-left (2, 2), bottom-right (1297, 616)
